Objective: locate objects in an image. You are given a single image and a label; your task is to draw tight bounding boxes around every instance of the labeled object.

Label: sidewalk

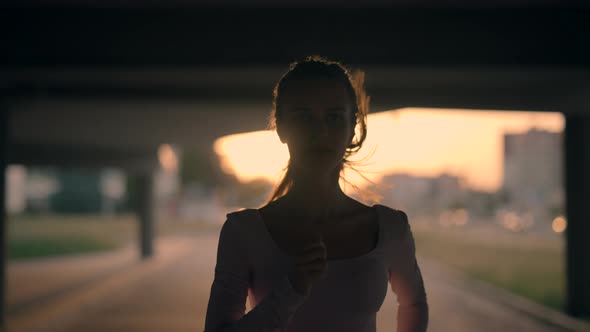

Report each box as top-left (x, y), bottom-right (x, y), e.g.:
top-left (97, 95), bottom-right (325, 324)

top-left (7, 235), bottom-right (203, 332)
top-left (9, 243), bottom-right (138, 315)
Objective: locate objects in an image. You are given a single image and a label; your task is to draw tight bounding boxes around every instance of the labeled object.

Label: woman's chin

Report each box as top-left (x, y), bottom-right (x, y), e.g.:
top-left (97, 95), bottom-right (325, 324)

top-left (292, 159), bottom-right (342, 174)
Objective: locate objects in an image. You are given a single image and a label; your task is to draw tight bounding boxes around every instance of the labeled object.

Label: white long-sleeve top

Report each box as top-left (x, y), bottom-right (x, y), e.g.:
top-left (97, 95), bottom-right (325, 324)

top-left (204, 204), bottom-right (428, 332)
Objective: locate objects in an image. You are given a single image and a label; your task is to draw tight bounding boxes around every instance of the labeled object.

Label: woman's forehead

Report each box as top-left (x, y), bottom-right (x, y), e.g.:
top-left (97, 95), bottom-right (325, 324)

top-left (279, 79), bottom-right (354, 108)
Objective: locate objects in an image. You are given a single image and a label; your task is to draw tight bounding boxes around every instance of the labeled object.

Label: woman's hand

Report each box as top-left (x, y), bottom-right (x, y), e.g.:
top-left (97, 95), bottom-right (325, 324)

top-left (286, 224), bottom-right (328, 296)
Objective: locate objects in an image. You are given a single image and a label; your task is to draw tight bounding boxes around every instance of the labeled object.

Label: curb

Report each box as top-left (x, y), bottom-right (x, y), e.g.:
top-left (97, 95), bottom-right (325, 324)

top-left (418, 255), bottom-right (590, 332)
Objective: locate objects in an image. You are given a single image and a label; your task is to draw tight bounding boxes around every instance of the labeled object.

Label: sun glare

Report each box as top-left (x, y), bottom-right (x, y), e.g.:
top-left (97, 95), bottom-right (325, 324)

top-left (213, 131), bottom-right (289, 183)
top-left (213, 108), bottom-right (564, 192)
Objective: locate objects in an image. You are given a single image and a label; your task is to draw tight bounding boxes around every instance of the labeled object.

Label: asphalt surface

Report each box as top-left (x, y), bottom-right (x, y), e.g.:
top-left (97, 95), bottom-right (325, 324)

top-left (8, 231), bottom-right (580, 332)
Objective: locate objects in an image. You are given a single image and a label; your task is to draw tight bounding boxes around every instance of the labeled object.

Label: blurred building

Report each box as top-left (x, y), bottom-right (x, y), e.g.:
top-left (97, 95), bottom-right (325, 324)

top-left (6, 166), bottom-right (132, 215)
top-left (431, 173), bottom-right (466, 211)
top-left (5, 165), bottom-right (28, 214)
top-left (22, 167), bottom-right (60, 214)
top-left (502, 127), bottom-right (564, 218)
top-left (177, 183), bottom-right (226, 224)
top-left (380, 172), bottom-right (466, 217)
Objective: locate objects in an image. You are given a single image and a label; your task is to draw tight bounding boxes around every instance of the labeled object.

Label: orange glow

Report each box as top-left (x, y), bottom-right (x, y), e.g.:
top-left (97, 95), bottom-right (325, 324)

top-left (158, 144), bottom-right (178, 172)
top-left (438, 209), bottom-right (469, 227)
top-left (213, 131), bottom-right (289, 182)
top-left (552, 216), bottom-right (567, 233)
top-left (213, 108), bottom-right (563, 192)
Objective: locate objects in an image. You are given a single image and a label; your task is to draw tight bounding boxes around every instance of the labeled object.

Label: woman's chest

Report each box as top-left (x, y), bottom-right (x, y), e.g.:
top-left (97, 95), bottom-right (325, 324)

top-left (263, 208), bottom-right (379, 260)
top-left (319, 214), bottom-right (379, 259)
top-left (249, 254), bottom-right (389, 314)
top-left (309, 258), bottom-right (389, 312)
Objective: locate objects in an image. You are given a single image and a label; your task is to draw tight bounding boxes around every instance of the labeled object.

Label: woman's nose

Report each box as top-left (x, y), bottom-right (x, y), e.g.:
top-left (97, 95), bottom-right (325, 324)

top-left (310, 118), bottom-right (329, 137)
top-left (319, 120), bottom-right (330, 136)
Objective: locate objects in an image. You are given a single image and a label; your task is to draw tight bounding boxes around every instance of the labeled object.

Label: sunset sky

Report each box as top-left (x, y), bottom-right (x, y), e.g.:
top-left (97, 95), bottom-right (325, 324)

top-left (213, 108), bottom-right (564, 193)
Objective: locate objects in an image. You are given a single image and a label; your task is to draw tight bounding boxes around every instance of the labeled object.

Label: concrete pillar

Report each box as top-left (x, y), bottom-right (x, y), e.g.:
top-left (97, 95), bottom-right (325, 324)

top-left (564, 113), bottom-right (590, 317)
top-left (0, 109), bottom-right (9, 329)
top-left (136, 171), bottom-right (155, 259)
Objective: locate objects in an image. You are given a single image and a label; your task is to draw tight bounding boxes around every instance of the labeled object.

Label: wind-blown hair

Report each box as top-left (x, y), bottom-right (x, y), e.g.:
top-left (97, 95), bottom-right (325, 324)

top-left (266, 55), bottom-right (378, 204)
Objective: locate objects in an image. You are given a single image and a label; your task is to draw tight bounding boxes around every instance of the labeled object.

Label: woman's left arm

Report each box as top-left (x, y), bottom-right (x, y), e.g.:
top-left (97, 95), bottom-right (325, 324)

top-left (388, 210), bottom-right (429, 332)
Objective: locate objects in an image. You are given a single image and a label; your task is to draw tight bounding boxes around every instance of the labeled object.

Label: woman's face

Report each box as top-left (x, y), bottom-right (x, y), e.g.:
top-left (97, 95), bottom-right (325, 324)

top-left (277, 78), bottom-right (356, 173)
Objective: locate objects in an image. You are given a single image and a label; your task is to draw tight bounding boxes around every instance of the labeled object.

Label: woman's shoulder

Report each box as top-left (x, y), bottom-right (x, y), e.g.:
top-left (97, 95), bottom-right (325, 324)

top-left (224, 208), bottom-right (261, 226)
top-left (219, 208), bottom-right (261, 235)
top-left (226, 207), bottom-right (258, 220)
top-left (374, 204), bottom-right (411, 241)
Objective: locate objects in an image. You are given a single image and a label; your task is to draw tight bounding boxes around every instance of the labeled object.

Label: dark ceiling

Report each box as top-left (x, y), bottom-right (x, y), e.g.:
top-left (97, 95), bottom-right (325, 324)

top-left (2, 3), bottom-right (589, 68)
top-left (2, 2), bottom-right (589, 167)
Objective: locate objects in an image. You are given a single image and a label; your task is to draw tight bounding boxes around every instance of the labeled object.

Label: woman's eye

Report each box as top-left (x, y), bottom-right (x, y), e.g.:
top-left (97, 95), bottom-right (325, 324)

top-left (326, 113), bottom-right (343, 122)
top-left (295, 113), bottom-right (312, 122)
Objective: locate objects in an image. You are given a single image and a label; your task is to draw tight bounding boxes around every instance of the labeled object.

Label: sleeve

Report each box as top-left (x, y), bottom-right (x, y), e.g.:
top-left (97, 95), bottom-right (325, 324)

top-left (387, 210), bottom-right (429, 332)
top-left (204, 215), bottom-right (309, 332)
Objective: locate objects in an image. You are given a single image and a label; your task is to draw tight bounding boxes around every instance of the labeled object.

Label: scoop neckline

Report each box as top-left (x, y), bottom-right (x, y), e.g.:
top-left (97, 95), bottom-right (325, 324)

top-left (252, 204), bottom-right (383, 263)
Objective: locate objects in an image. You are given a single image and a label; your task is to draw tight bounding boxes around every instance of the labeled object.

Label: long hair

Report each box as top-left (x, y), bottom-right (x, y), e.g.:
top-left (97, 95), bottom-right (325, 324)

top-left (265, 55), bottom-right (379, 204)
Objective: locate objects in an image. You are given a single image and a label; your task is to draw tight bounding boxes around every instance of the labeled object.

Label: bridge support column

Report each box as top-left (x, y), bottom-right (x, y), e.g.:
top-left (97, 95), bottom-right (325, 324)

top-left (564, 113), bottom-right (590, 318)
top-left (0, 109), bottom-right (10, 330)
top-left (135, 170), bottom-right (156, 259)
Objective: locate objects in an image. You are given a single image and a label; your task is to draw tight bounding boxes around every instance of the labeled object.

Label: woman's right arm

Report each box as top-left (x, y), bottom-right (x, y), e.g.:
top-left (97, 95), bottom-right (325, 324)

top-left (204, 216), bottom-right (308, 332)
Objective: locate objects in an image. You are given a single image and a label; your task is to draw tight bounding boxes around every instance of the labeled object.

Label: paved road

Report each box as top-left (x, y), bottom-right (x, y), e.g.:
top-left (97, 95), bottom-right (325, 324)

top-left (9, 231), bottom-right (579, 332)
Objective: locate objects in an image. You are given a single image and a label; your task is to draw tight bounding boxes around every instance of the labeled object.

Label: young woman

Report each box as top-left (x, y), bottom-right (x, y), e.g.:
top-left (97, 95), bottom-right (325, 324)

top-left (204, 56), bottom-right (428, 332)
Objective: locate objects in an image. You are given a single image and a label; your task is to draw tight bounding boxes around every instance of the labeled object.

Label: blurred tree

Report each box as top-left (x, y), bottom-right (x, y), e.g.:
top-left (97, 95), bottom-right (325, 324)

top-left (180, 148), bottom-right (223, 188)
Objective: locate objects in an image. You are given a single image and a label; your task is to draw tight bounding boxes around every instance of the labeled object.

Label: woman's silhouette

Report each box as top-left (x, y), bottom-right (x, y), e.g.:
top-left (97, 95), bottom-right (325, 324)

top-left (204, 56), bottom-right (428, 332)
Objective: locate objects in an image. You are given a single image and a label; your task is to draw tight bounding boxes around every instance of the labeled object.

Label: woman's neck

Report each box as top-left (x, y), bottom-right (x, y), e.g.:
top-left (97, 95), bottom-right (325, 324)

top-left (283, 166), bottom-right (348, 222)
